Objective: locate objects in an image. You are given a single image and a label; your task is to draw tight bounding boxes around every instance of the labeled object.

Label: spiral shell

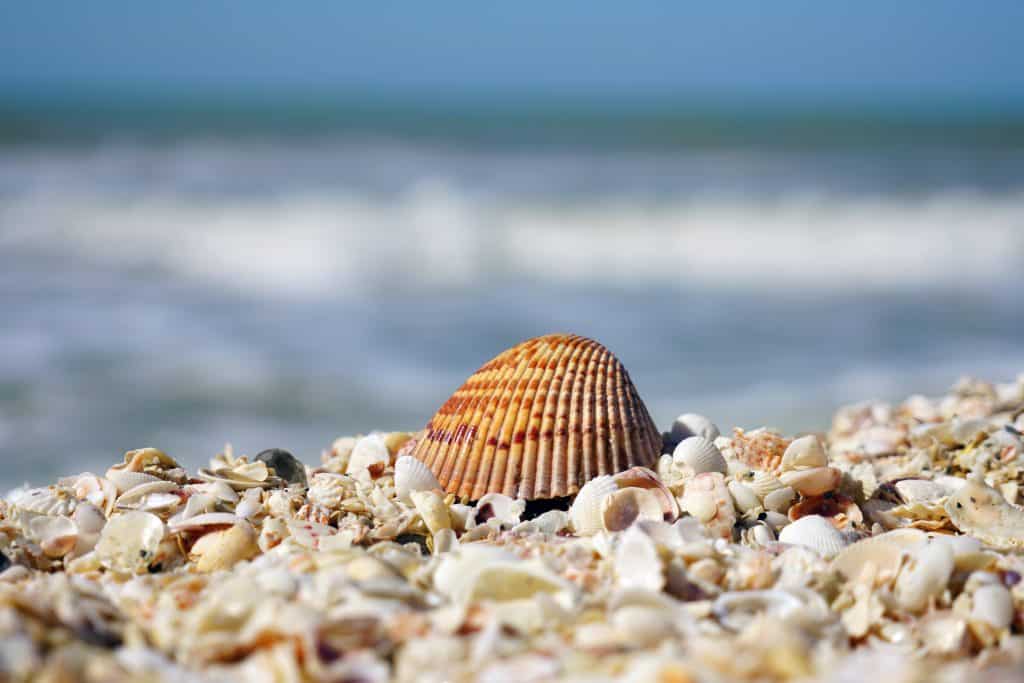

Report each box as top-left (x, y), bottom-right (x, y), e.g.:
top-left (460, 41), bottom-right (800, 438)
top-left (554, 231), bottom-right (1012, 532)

top-left (408, 334), bottom-right (661, 500)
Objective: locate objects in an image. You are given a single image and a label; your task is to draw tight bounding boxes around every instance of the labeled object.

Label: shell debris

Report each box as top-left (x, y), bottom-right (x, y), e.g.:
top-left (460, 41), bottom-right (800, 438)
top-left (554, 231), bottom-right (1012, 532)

top-left (0, 355), bottom-right (1023, 681)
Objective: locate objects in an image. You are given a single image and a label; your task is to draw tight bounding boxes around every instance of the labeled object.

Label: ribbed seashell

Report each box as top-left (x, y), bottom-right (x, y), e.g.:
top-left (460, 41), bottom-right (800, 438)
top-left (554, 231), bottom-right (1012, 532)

top-left (944, 478), bottom-right (1024, 550)
top-left (394, 455), bottom-right (442, 504)
top-left (777, 515), bottom-right (847, 558)
top-left (669, 413), bottom-right (720, 444)
top-left (601, 487), bottom-right (664, 532)
top-left (104, 468), bottom-right (163, 495)
top-left (894, 540), bottom-right (955, 612)
top-left (744, 469), bottom-right (785, 500)
top-left (780, 435), bottom-right (828, 472)
top-left (569, 475), bottom-right (619, 535)
top-left (408, 334), bottom-right (661, 500)
top-left (8, 486), bottom-right (77, 517)
top-left (613, 466), bottom-right (680, 521)
top-left (778, 466), bottom-right (841, 497)
top-left (672, 436), bottom-right (727, 475)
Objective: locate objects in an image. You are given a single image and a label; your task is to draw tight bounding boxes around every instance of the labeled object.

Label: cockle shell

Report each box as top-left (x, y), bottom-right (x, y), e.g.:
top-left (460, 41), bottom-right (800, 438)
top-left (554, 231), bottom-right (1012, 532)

top-left (408, 334), bottom-right (661, 500)
top-left (777, 515), bottom-right (847, 558)
top-left (669, 413), bottom-right (720, 444)
top-left (672, 436), bottom-right (727, 475)
top-left (394, 455), bottom-right (442, 504)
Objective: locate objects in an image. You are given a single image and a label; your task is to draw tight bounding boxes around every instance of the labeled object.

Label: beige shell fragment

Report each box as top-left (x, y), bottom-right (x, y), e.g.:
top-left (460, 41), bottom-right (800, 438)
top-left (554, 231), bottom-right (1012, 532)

top-left (190, 521), bottom-right (260, 573)
top-left (409, 334), bottom-right (662, 500)
top-left (600, 487), bottom-right (664, 532)
top-left (568, 475), bottom-right (619, 535)
top-left (944, 478), bottom-right (1024, 550)
top-left (95, 510), bottom-right (166, 574)
top-left (894, 540), bottom-right (954, 612)
top-left (410, 490), bottom-right (452, 535)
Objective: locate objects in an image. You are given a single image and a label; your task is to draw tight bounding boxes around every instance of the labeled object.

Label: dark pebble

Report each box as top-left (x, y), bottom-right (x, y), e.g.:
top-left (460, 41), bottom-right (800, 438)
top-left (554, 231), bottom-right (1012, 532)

top-left (256, 448), bottom-right (307, 486)
top-left (0, 552), bottom-right (9, 573)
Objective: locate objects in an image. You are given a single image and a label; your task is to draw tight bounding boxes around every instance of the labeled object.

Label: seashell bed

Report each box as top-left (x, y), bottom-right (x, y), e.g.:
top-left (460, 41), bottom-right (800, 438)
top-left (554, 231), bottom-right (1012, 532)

top-left (3, 335), bottom-right (1024, 682)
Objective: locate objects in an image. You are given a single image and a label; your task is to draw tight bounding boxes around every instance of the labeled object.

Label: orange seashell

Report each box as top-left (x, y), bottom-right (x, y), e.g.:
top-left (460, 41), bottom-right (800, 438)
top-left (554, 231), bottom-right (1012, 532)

top-left (408, 334), bottom-right (661, 501)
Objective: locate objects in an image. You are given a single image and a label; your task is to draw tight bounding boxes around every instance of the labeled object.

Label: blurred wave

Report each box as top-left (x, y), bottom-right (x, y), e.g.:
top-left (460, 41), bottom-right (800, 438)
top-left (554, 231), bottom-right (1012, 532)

top-left (2, 109), bottom-right (1024, 487)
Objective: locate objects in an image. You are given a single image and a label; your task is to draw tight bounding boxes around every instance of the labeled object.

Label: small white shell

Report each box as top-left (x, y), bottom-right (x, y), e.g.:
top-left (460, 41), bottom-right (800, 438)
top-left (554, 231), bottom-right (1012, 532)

top-left (763, 486), bottom-right (796, 513)
top-left (346, 434), bottom-right (391, 474)
top-left (778, 466), bottom-right (841, 497)
top-left (104, 469), bottom-right (163, 494)
top-left (475, 493), bottom-right (525, 527)
top-left (410, 490), bottom-right (452, 535)
top-left (831, 535), bottom-right (908, 581)
top-left (394, 455), bottom-right (442, 503)
top-left (95, 510), bottom-right (166, 574)
top-left (780, 435), bottom-right (828, 471)
top-left (8, 487), bottom-right (77, 517)
top-left (894, 540), bottom-right (955, 613)
top-left (727, 480), bottom-right (762, 515)
top-left (672, 437), bottom-right (727, 475)
top-left (970, 584), bottom-right (1014, 630)
top-left (569, 475), bottom-right (619, 535)
top-left (115, 480), bottom-right (179, 507)
top-left (777, 515), bottom-right (846, 558)
top-left (168, 512), bottom-right (240, 534)
top-left (894, 479), bottom-right (955, 503)
top-left (28, 515), bottom-right (78, 558)
top-left (601, 487), bottom-right (664, 532)
top-left (189, 521), bottom-right (259, 573)
top-left (72, 502), bottom-right (107, 536)
top-left (746, 469), bottom-right (785, 500)
top-left (669, 413), bottom-right (720, 443)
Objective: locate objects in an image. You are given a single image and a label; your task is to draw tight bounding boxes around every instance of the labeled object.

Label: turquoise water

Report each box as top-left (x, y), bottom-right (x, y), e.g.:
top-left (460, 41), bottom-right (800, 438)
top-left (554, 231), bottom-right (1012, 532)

top-left (2, 93), bottom-right (1024, 488)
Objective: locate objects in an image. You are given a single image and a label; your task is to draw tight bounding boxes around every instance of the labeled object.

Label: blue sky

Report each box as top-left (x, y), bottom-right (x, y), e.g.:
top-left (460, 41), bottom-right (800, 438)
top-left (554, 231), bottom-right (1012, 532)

top-left (2, 2), bottom-right (1022, 101)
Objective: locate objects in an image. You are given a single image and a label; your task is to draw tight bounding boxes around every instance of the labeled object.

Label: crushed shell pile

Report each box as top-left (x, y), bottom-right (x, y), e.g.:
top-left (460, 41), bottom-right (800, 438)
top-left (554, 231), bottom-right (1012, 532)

top-left (4, 376), bottom-right (1024, 682)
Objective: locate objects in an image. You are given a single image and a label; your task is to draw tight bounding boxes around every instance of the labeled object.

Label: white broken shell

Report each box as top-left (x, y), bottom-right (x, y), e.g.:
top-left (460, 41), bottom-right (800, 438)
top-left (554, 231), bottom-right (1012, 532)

top-left (777, 515), bottom-right (846, 558)
top-left (569, 475), bottom-right (619, 535)
top-left (780, 435), bottom-right (828, 471)
top-left (601, 487), bottom-right (664, 532)
top-left (394, 455), bottom-right (441, 504)
top-left (894, 540), bottom-right (955, 613)
top-left (410, 490), bottom-right (451, 535)
top-left (475, 493), bottom-right (525, 527)
top-left (95, 510), bottom-right (166, 574)
top-left (614, 525), bottom-right (665, 591)
top-left (779, 466), bottom-right (841, 497)
top-left (347, 434), bottom-right (391, 474)
top-left (673, 437), bottom-right (727, 475)
top-left (28, 515), bottom-right (78, 558)
top-left (970, 584), bottom-right (1014, 630)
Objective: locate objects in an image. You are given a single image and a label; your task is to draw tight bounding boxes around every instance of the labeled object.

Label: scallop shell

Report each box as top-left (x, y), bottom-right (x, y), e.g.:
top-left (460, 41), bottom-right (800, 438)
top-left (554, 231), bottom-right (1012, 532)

top-left (669, 413), bottom-right (720, 444)
top-left (408, 334), bottom-right (661, 500)
top-left (777, 515), bottom-right (847, 558)
top-left (672, 436), bottom-right (727, 475)
top-left (568, 475), bottom-right (619, 535)
top-left (394, 455), bottom-right (442, 504)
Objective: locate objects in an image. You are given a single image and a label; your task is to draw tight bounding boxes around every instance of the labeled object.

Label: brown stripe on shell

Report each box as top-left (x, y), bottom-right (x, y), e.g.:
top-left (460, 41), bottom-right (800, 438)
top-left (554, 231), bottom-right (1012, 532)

top-left (412, 334), bottom-right (660, 500)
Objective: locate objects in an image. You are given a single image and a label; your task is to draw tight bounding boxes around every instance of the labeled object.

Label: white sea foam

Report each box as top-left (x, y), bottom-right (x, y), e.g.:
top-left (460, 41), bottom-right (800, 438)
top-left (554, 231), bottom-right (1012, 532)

top-left (3, 182), bottom-right (1023, 297)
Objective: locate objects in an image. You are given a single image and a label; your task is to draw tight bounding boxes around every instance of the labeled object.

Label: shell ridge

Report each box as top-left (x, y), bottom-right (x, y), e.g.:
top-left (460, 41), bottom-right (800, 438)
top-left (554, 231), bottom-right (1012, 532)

top-left (473, 355), bottom-right (533, 499)
top-left (514, 343), bottom-right (562, 498)
top-left (564, 340), bottom-right (600, 496)
top-left (533, 336), bottom-right (580, 498)
top-left (500, 343), bottom-right (554, 497)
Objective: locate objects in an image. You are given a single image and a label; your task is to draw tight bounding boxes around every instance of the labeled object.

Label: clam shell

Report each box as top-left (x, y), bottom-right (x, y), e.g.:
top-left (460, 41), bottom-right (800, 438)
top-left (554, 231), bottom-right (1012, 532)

top-left (612, 466), bottom-right (680, 521)
top-left (778, 466), bottom-right (841, 497)
top-left (600, 487), bottom-right (664, 532)
top-left (780, 435), bottom-right (828, 471)
top-left (347, 434), bottom-right (391, 474)
top-left (394, 455), bottom-right (442, 504)
top-left (104, 468), bottom-right (163, 494)
top-left (777, 514), bottom-right (847, 558)
top-left (672, 436), bottom-right (727, 475)
top-left (568, 474), bottom-right (619, 535)
top-left (669, 413), bottom-right (720, 443)
top-left (409, 334), bottom-right (661, 500)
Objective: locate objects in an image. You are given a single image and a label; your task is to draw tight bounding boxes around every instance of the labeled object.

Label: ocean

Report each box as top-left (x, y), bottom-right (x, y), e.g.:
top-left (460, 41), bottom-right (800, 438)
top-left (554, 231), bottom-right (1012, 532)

top-left (2, 93), bottom-right (1024, 489)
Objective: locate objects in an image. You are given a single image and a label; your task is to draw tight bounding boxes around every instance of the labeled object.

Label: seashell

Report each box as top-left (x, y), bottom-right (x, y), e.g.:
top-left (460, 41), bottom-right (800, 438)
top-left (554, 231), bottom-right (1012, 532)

top-left (970, 584), bottom-right (1014, 630)
top-left (600, 487), bottom-right (664, 532)
top-left (612, 466), bottom-right (680, 521)
top-left (527, 510), bottom-right (570, 535)
top-left (168, 512), bottom-right (240, 534)
top-left (568, 475), bottom-right (619, 535)
top-left (122, 447), bottom-right (179, 471)
top-left (433, 545), bottom-right (572, 605)
top-left (777, 515), bottom-right (847, 558)
top-left (832, 534), bottom-right (911, 581)
top-left (95, 510), bottom-right (166, 574)
top-left (893, 478), bottom-right (956, 503)
top-left (408, 334), bottom-right (662, 500)
top-left (669, 413), bottom-right (720, 444)
top-left (727, 481), bottom-right (762, 515)
top-left (7, 486), bottom-right (77, 517)
top-left (944, 478), bottom-right (1024, 550)
top-left (475, 493), bottom-right (525, 527)
top-left (712, 589), bottom-right (809, 632)
top-left (104, 468), bottom-right (163, 494)
top-left (780, 435), bottom-right (828, 472)
top-left (28, 515), bottom-right (78, 558)
top-left (347, 434), bottom-right (391, 474)
top-left (72, 502), bottom-right (107, 536)
top-left (613, 525), bottom-right (665, 591)
top-left (610, 605), bottom-right (676, 648)
top-left (745, 469), bottom-right (785, 500)
top-left (673, 437), bottom-right (727, 475)
top-left (410, 490), bottom-right (452, 535)
top-left (189, 520), bottom-right (259, 572)
top-left (432, 528), bottom-right (458, 554)
top-left (394, 455), bottom-right (443, 504)
top-left (894, 540), bottom-right (954, 613)
top-left (115, 480), bottom-right (179, 506)
top-left (679, 472), bottom-right (735, 539)
top-left (254, 449), bottom-right (307, 486)
top-left (763, 486), bottom-right (796, 513)
top-left (778, 466), bottom-right (841, 497)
